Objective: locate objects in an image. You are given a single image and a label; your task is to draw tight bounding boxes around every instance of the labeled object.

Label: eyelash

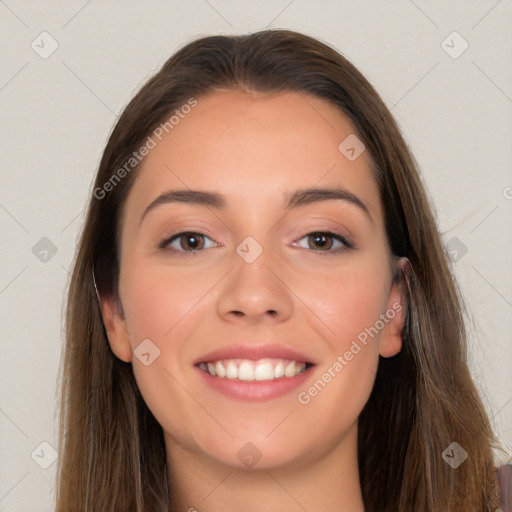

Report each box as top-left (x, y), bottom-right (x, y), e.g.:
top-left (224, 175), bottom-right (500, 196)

top-left (157, 230), bottom-right (354, 256)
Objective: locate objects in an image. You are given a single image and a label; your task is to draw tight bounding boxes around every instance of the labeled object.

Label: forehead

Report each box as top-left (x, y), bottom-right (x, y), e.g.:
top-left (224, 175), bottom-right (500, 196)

top-left (122, 89), bottom-right (382, 225)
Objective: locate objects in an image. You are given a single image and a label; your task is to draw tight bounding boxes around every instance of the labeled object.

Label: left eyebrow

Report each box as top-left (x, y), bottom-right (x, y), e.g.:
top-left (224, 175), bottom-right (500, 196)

top-left (139, 186), bottom-right (372, 227)
top-left (284, 186), bottom-right (372, 223)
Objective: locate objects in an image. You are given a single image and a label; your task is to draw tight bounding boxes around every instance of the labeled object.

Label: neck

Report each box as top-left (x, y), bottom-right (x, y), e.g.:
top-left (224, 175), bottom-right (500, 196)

top-left (165, 424), bottom-right (365, 512)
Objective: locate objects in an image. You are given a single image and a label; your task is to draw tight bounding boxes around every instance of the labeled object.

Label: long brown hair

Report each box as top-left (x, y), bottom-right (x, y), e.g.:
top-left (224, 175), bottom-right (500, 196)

top-left (56, 29), bottom-right (504, 511)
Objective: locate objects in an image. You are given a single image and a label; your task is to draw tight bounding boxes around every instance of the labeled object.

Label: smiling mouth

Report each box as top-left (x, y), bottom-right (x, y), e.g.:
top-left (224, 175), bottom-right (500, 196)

top-left (196, 358), bottom-right (314, 381)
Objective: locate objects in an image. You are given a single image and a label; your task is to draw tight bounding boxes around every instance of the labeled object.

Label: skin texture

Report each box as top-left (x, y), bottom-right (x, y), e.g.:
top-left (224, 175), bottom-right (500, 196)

top-left (100, 89), bottom-right (406, 512)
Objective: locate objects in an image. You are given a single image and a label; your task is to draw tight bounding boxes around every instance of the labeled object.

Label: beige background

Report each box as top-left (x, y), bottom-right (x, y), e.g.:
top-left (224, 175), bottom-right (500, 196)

top-left (0, 1), bottom-right (511, 510)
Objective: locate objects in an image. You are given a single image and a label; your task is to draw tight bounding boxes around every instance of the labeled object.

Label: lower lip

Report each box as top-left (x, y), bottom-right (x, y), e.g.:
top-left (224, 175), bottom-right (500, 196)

top-left (194, 365), bottom-right (314, 401)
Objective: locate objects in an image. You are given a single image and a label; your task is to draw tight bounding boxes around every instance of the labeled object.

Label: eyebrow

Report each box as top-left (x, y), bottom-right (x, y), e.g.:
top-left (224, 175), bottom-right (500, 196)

top-left (139, 186), bottom-right (372, 226)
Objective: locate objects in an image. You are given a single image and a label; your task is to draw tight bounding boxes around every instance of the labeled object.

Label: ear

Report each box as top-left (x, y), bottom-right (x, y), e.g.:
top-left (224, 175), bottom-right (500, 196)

top-left (98, 292), bottom-right (133, 363)
top-left (379, 257), bottom-right (409, 358)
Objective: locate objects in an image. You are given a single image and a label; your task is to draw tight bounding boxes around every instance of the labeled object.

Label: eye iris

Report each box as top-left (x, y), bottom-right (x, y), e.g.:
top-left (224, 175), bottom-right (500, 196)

top-left (182, 233), bottom-right (203, 250)
top-left (308, 233), bottom-right (332, 250)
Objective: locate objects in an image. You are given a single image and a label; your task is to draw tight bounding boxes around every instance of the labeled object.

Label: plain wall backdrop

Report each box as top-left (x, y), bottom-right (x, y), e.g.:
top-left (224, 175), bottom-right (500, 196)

top-left (0, 1), bottom-right (511, 510)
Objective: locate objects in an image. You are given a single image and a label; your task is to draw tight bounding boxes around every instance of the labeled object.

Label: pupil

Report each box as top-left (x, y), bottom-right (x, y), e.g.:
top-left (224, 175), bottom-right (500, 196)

top-left (310, 233), bottom-right (331, 250)
top-left (184, 234), bottom-right (202, 250)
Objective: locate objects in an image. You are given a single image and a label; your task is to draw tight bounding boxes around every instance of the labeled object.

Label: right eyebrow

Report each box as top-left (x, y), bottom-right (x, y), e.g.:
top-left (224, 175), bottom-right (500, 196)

top-left (139, 189), bottom-right (226, 227)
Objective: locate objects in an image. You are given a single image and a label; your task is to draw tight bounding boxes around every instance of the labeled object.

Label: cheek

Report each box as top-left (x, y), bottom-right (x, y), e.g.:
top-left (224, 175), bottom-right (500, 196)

top-left (120, 268), bottom-right (214, 440)
top-left (121, 265), bottom-right (213, 344)
top-left (294, 268), bottom-right (387, 428)
top-left (301, 262), bottom-right (390, 350)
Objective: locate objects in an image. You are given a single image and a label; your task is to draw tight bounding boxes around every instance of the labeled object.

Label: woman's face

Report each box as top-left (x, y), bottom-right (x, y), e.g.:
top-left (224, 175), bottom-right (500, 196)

top-left (101, 89), bottom-right (405, 471)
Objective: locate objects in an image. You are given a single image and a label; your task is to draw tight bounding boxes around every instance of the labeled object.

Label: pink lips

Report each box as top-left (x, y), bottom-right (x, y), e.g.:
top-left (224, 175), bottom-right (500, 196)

top-left (193, 343), bottom-right (316, 401)
top-left (193, 343), bottom-right (316, 365)
top-left (195, 364), bottom-right (313, 401)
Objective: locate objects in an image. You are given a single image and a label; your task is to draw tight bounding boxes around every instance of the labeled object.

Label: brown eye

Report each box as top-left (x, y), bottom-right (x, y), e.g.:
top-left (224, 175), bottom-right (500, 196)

top-left (307, 232), bottom-right (334, 250)
top-left (293, 231), bottom-right (352, 254)
top-left (179, 233), bottom-right (205, 251)
top-left (159, 231), bottom-right (217, 253)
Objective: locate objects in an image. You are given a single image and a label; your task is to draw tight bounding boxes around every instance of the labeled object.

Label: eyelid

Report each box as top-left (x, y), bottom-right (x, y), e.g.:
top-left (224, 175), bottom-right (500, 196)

top-left (293, 230), bottom-right (353, 253)
top-left (158, 231), bottom-right (218, 253)
top-left (292, 219), bottom-right (355, 247)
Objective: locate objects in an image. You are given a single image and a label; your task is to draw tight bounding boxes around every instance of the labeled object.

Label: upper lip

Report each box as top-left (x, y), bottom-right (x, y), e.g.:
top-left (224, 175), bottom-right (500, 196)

top-left (194, 344), bottom-right (317, 365)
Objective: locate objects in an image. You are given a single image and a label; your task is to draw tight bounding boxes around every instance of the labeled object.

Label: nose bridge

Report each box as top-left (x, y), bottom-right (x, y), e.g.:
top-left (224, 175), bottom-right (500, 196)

top-left (216, 235), bottom-right (294, 321)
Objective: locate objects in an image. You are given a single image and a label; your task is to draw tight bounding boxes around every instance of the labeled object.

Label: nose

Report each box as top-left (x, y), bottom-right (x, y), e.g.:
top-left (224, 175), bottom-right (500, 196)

top-left (216, 248), bottom-right (294, 326)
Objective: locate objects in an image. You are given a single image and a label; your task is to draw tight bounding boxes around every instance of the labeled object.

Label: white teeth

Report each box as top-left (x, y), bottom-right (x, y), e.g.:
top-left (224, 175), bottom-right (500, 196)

top-left (254, 361), bottom-right (275, 380)
top-left (284, 361), bottom-right (296, 377)
top-left (238, 361), bottom-right (255, 381)
top-left (207, 362), bottom-right (216, 376)
top-left (226, 360), bottom-right (238, 379)
top-left (274, 361), bottom-right (285, 378)
top-left (215, 360), bottom-right (226, 377)
top-left (199, 358), bottom-right (309, 381)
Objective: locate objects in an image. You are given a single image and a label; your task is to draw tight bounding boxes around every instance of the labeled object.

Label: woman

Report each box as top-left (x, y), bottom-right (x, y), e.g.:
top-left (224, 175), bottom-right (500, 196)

top-left (56, 29), bottom-right (506, 511)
